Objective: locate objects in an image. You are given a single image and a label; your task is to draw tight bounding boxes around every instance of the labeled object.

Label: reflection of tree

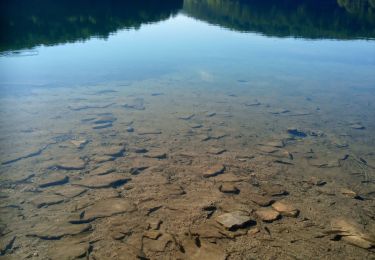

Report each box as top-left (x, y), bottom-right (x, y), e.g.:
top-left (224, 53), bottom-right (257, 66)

top-left (183, 0), bottom-right (375, 39)
top-left (0, 0), bottom-right (183, 52)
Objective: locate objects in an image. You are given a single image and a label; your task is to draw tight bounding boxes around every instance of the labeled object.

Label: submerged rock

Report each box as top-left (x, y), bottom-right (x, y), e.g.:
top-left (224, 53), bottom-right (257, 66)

top-left (178, 113), bottom-right (195, 120)
top-left (287, 127), bottom-right (307, 138)
top-left (38, 174), bottom-right (69, 188)
top-left (72, 198), bottom-right (135, 223)
top-left (272, 201), bottom-right (299, 217)
top-left (216, 211), bottom-right (253, 230)
top-left (53, 185), bottom-right (87, 198)
top-left (144, 151), bottom-right (167, 159)
top-left (329, 218), bottom-right (375, 249)
top-left (219, 183), bottom-right (239, 194)
top-left (350, 123), bottom-right (365, 130)
top-left (96, 145), bottom-right (125, 157)
top-left (47, 241), bottom-right (90, 259)
top-left (89, 163), bottom-right (115, 176)
top-left (250, 194), bottom-right (274, 207)
top-left (93, 122), bottom-right (112, 129)
top-left (73, 174), bottom-right (130, 189)
top-left (70, 139), bottom-right (88, 149)
top-left (30, 194), bottom-right (65, 208)
top-left (261, 184), bottom-right (288, 196)
top-left (54, 158), bottom-right (86, 170)
top-left (255, 208), bottom-right (280, 222)
top-left (28, 219), bottom-right (91, 239)
top-left (123, 98), bottom-right (145, 110)
top-left (207, 147), bottom-right (226, 155)
top-left (203, 164), bottom-right (225, 178)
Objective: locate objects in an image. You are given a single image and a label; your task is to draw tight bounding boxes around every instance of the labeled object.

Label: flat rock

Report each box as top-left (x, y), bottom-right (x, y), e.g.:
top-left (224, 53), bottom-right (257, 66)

top-left (93, 115), bottom-right (117, 125)
top-left (250, 194), bottom-right (274, 207)
top-left (54, 158), bottom-right (86, 170)
top-left (53, 186), bottom-right (87, 198)
top-left (38, 174), bottom-right (69, 188)
top-left (132, 147), bottom-right (148, 153)
top-left (178, 113), bottom-right (195, 120)
top-left (287, 127), bottom-right (307, 138)
top-left (245, 100), bottom-right (261, 106)
top-left (350, 123), bottom-right (365, 130)
top-left (137, 129), bottom-right (162, 135)
top-left (207, 147), bottom-right (226, 155)
top-left (262, 184), bottom-right (288, 196)
top-left (330, 218), bottom-right (375, 249)
top-left (255, 208), bottom-right (280, 222)
top-left (216, 211), bottom-right (252, 230)
top-left (73, 173), bottom-right (130, 189)
top-left (0, 235), bottom-right (16, 255)
top-left (272, 201), bottom-right (299, 217)
top-left (258, 145), bottom-right (279, 153)
top-left (30, 194), bottom-right (65, 208)
top-left (99, 145), bottom-right (125, 157)
top-left (190, 123), bottom-right (203, 129)
top-left (93, 122), bottom-right (112, 129)
top-left (47, 241), bottom-right (90, 259)
top-left (219, 183), bottom-right (239, 194)
top-left (144, 230), bottom-right (162, 240)
top-left (270, 108), bottom-right (289, 114)
top-left (144, 151), bottom-right (167, 159)
top-left (73, 198), bottom-right (135, 223)
top-left (68, 103), bottom-right (114, 111)
top-left (7, 172), bottom-right (35, 184)
top-left (147, 219), bottom-right (162, 230)
top-left (262, 140), bottom-right (285, 148)
top-left (89, 163), bottom-right (115, 175)
top-left (184, 239), bottom-right (227, 260)
top-left (203, 164), bottom-right (225, 178)
top-left (123, 98), bottom-right (145, 110)
top-left (28, 219), bottom-right (91, 239)
top-left (70, 139), bottom-right (88, 149)
top-left (206, 112), bottom-right (216, 117)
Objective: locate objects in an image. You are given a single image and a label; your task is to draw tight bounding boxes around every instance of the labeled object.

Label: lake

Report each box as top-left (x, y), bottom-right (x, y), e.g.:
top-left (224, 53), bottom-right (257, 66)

top-left (0, 0), bottom-right (375, 259)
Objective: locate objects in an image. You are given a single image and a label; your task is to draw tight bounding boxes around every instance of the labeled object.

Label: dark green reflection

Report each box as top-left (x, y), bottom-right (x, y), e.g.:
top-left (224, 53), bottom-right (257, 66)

top-left (0, 0), bottom-right (374, 53)
top-left (183, 0), bottom-right (375, 39)
top-left (0, 0), bottom-right (183, 52)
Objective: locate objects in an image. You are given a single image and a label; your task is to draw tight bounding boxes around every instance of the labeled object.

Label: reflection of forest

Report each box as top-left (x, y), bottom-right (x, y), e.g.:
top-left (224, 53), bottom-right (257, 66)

top-left (183, 0), bottom-right (375, 39)
top-left (0, 0), bottom-right (374, 52)
top-left (0, 0), bottom-right (183, 52)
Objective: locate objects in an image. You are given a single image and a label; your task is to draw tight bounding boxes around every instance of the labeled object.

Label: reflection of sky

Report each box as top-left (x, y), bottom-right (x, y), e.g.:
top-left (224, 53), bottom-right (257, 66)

top-left (0, 14), bottom-right (374, 87)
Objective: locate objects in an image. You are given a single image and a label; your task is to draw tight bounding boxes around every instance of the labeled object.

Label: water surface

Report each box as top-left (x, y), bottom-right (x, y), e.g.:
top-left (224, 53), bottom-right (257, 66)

top-left (0, 0), bottom-right (375, 259)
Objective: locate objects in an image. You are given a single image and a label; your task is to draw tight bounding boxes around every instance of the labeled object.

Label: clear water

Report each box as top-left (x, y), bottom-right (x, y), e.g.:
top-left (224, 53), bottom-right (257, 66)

top-left (0, 0), bottom-right (375, 259)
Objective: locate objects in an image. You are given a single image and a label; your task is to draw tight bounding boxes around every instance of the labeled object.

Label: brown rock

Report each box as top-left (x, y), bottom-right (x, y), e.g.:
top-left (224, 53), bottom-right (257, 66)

top-left (28, 219), bottom-right (91, 239)
top-left (30, 194), bottom-right (65, 208)
top-left (255, 208), bottom-right (280, 222)
top-left (219, 183), bottom-right (239, 194)
top-left (53, 185), bottom-right (87, 198)
top-left (203, 164), bottom-right (225, 178)
top-left (262, 184), bottom-right (288, 196)
top-left (73, 173), bottom-right (130, 189)
top-left (89, 163), bottom-right (115, 175)
top-left (272, 201), bottom-right (299, 217)
top-left (250, 194), bottom-right (274, 207)
top-left (54, 158), bottom-right (86, 170)
top-left (72, 198), bottom-right (135, 223)
top-left (144, 230), bottom-right (162, 240)
top-left (38, 174), bottom-right (69, 188)
top-left (216, 211), bottom-right (252, 230)
top-left (47, 241), bottom-right (90, 259)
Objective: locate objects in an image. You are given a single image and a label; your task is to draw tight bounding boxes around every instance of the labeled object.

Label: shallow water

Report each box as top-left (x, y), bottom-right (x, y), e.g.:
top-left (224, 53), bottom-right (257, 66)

top-left (1, 0), bottom-right (375, 259)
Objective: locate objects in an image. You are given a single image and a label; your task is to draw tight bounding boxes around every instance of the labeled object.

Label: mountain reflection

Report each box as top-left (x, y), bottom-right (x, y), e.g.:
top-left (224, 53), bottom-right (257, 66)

top-left (0, 0), bottom-right (183, 52)
top-left (183, 0), bottom-right (375, 39)
top-left (0, 0), bottom-right (374, 52)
